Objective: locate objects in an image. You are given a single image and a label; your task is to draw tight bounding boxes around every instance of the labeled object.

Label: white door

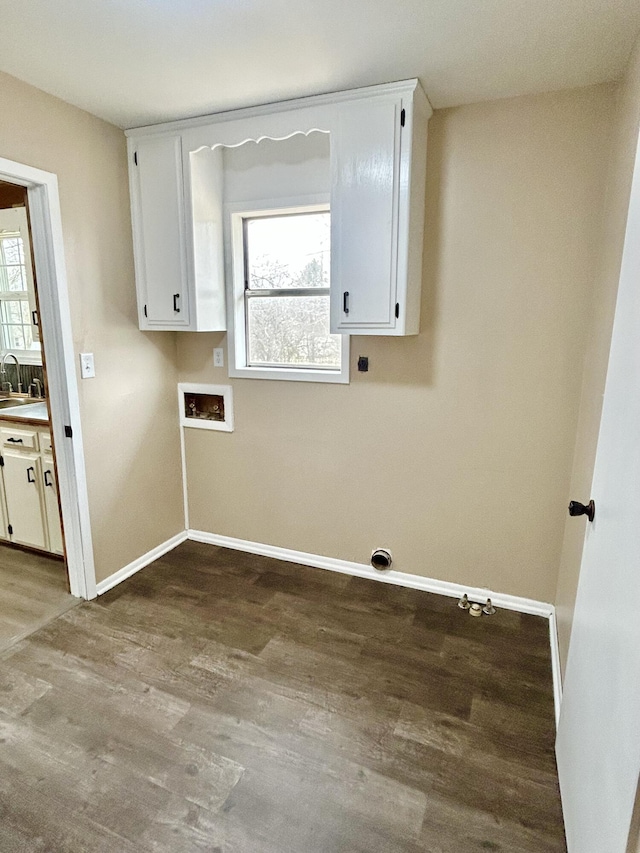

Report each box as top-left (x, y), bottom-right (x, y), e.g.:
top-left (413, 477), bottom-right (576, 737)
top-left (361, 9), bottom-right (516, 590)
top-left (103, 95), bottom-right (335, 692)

top-left (555, 126), bottom-right (640, 852)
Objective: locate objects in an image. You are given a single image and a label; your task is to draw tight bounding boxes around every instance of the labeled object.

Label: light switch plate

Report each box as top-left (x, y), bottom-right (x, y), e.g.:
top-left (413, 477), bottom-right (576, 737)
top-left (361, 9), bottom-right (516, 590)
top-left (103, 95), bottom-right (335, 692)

top-left (79, 352), bottom-right (95, 379)
top-left (213, 347), bottom-right (224, 368)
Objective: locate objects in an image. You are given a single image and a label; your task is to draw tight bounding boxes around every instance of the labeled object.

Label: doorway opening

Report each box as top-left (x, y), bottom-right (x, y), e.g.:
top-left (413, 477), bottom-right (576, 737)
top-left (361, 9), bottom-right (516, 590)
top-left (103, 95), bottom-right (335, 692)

top-left (0, 157), bottom-right (95, 648)
top-left (0, 180), bottom-right (72, 646)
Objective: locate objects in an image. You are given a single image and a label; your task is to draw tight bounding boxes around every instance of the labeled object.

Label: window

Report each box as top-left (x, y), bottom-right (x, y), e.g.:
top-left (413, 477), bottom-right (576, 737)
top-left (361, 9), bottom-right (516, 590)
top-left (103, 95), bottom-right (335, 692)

top-left (0, 231), bottom-right (41, 361)
top-left (227, 199), bottom-right (349, 383)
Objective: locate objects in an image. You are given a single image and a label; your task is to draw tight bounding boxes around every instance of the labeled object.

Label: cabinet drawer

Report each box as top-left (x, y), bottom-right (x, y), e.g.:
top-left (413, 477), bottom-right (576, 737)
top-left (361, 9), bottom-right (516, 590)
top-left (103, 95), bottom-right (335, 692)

top-left (40, 432), bottom-right (53, 455)
top-left (0, 428), bottom-right (38, 450)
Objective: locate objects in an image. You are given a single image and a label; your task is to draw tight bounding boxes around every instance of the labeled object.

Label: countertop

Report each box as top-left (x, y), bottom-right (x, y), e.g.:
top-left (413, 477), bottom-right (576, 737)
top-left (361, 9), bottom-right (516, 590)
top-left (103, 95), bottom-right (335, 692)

top-left (0, 401), bottom-right (49, 424)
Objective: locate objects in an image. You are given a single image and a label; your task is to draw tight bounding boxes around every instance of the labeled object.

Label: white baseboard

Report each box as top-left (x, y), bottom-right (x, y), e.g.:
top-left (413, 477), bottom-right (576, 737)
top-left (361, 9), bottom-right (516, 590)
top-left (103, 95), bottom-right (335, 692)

top-left (95, 526), bottom-right (563, 726)
top-left (96, 531), bottom-right (188, 595)
top-left (191, 529), bottom-right (562, 724)
top-left (187, 529), bottom-right (555, 618)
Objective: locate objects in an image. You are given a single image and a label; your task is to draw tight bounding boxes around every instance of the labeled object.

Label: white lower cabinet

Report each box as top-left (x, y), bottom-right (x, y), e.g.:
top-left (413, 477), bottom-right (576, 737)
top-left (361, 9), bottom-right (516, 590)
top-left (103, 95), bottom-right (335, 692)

top-left (0, 472), bottom-right (10, 541)
top-left (42, 455), bottom-right (63, 555)
top-left (0, 423), bottom-right (64, 555)
top-left (2, 451), bottom-right (47, 550)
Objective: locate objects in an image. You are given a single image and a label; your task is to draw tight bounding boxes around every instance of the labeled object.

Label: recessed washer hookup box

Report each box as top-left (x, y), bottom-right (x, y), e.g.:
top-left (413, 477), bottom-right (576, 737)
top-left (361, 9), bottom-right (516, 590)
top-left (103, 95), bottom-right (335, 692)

top-left (178, 383), bottom-right (234, 432)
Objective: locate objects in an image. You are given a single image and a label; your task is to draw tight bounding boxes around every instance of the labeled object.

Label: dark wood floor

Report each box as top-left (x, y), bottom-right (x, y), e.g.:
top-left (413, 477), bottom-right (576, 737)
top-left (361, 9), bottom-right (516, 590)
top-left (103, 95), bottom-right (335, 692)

top-left (0, 542), bottom-right (73, 651)
top-left (0, 540), bottom-right (566, 852)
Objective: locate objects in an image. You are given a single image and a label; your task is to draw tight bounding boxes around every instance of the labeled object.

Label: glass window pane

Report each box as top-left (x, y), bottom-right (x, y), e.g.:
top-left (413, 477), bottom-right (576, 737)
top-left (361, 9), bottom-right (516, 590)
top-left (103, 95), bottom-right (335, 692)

top-left (6, 266), bottom-right (26, 291)
top-left (247, 295), bottom-right (341, 368)
top-left (6, 301), bottom-right (23, 324)
top-left (23, 325), bottom-right (33, 349)
top-left (0, 267), bottom-right (17, 292)
top-left (3, 238), bottom-right (22, 266)
top-left (246, 212), bottom-right (330, 290)
top-left (21, 302), bottom-right (31, 324)
top-left (8, 325), bottom-right (25, 350)
top-left (0, 235), bottom-right (27, 293)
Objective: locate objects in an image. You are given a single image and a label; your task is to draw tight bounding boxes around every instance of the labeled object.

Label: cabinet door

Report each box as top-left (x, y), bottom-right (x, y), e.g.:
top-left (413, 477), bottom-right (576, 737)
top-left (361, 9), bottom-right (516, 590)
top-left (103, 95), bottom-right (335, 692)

top-left (0, 474), bottom-right (9, 541)
top-left (330, 98), bottom-right (401, 332)
top-left (130, 135), bottom-right (190, 328)
top-left (42, 456), bottom-right (63, 555)
top-left (2, 451), bottom-right (46, 549)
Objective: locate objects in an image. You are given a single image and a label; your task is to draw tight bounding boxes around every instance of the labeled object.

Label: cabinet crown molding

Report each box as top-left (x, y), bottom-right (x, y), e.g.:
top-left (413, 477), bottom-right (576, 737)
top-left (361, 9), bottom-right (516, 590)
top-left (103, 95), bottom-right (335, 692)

top-left (125, 79), bottom-right (432, 137)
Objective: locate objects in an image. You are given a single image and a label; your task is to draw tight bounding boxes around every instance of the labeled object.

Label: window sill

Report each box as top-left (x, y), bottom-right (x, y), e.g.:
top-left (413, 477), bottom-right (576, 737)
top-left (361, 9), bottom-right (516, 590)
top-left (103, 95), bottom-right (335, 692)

top-left (0, 350), bottom-right (42, 366)
top-left (228, 363), bottom-right (349, 384)
top-left (229, 355), bottom-right (349, 385)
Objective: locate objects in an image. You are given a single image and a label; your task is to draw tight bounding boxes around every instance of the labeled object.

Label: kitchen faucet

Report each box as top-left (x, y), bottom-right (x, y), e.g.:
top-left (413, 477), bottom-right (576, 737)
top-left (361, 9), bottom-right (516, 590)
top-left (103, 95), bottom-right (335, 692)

top-left (0, 352), bottom-right (22, 396)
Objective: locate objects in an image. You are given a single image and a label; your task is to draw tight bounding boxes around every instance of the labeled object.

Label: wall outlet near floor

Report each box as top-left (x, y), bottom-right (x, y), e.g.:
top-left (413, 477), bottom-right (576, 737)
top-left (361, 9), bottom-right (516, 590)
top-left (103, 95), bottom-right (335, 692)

top-left (79, 352), bottom-right (95, 379)
top-left (213, 348), bottom-right (224, 368)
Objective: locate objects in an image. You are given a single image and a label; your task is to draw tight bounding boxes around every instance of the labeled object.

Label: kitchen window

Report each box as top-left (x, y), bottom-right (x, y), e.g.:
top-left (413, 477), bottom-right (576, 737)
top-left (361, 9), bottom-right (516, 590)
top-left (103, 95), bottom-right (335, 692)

top-left (0, 231), bottom-right (41, 360)
top-left (227, 199), bottom-right (349, 383)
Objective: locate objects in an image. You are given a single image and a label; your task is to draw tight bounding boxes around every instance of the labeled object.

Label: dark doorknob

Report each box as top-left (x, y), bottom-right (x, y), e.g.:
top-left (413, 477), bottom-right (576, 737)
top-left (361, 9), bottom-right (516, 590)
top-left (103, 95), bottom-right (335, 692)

top-left (568, 499), bottom-right (595, 522)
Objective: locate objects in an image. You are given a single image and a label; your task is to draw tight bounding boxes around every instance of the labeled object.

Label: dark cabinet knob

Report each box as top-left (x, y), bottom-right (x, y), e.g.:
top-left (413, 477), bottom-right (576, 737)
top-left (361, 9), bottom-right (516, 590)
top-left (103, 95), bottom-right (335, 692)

top-left (568, 499), bottom-right (595, 522)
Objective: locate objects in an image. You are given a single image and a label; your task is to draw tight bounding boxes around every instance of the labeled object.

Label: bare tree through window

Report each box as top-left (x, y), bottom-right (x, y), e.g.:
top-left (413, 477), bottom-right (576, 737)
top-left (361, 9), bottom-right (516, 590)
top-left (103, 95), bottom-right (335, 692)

top-left (243, 210), bottom-right (341, 369)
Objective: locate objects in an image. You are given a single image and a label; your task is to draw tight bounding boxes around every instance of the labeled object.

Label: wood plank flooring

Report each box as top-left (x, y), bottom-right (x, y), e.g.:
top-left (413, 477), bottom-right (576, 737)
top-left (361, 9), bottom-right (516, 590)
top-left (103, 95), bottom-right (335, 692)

top-left (0, 543), bottom-right (74, 651)
top-left (0, 540), bottom-right (566, 852)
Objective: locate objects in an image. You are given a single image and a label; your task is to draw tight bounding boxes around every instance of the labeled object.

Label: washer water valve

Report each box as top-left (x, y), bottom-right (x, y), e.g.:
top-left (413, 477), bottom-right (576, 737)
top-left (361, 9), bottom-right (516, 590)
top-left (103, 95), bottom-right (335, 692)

top-left (457, 594), bottom-right (496, 617)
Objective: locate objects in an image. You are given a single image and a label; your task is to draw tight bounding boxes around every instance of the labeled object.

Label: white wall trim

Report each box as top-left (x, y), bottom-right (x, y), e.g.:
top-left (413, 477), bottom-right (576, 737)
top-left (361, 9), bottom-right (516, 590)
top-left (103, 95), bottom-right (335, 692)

top-left (549, 609), bottom-right (563, 729)
top-left (179, 422), bottom-right (190, 531)
top-left (187, 529), bottom-right (555, 617)
top-left (0, 157), bottom-right (96, 599)
top-left (96, 531), bottom-right (188, 595)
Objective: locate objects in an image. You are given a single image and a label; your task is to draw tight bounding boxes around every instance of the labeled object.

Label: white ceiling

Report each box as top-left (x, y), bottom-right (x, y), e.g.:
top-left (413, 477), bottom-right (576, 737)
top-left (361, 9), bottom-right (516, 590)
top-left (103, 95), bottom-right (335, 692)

top-left (0, 0), bottom-right (638, 129)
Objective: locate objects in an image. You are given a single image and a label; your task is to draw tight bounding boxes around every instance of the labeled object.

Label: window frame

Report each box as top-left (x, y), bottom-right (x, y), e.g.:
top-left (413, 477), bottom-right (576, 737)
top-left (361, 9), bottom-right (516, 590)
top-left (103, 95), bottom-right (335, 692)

top-left (225, 194), bottom-right (349, 384)
top-left (0, 230), bottom-right (42, 365)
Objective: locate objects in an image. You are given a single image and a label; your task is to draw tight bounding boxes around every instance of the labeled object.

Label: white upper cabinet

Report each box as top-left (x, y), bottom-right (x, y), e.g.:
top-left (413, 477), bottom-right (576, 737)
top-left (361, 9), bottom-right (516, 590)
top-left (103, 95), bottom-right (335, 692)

top-left (128, 135), bottom-right (191, 329)
top-left (126, 79), bottom-right (431, 335)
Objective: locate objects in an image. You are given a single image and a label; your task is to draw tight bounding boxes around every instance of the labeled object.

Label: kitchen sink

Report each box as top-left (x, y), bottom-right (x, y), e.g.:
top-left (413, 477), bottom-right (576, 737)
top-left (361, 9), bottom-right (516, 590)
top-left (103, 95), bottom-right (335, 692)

top-left (0, 397), bottom-right (44, 409)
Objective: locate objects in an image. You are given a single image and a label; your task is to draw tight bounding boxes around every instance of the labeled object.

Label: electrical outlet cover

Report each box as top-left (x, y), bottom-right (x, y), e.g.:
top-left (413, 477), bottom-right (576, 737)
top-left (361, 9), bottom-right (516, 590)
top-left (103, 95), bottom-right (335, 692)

top-left (79, 352), bottom-right (95, 379)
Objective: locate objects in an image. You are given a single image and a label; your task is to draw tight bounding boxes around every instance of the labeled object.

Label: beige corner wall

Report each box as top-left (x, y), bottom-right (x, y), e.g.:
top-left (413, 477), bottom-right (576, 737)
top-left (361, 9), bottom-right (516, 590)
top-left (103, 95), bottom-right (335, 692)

top-left (0, 72), bottom-right (184, 584)
top-left (178, 84), bottom-right (613, 603)
top-left (556, 36), bottom-right (640, 674)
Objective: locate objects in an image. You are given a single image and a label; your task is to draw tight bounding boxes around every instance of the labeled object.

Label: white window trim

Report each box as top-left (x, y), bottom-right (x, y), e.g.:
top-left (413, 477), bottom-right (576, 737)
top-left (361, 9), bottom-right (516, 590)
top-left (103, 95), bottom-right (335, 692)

top-left (0, 230), bottom-right (43, 365)
top-left (225, 194), bottom-right (350, 384)
top-left (0, 350), bottom-right (43, 366)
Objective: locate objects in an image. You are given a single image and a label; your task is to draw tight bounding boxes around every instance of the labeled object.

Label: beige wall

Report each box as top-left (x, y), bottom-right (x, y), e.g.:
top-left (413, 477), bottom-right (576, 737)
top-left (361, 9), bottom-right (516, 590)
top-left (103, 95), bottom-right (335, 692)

top-left (556, 36), bottom-right (640, 674)
top-left (0, 68), bottom-right (620, 602)
top-left (178, 84), bottom-right (613, 603)
top-left (0, 71), bottom-right (184, 584)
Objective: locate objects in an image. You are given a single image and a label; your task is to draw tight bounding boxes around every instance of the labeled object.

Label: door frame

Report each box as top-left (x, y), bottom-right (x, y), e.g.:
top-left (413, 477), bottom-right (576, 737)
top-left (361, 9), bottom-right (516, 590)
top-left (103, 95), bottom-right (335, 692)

top-left (0, 156), bottom-right (96, 599)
